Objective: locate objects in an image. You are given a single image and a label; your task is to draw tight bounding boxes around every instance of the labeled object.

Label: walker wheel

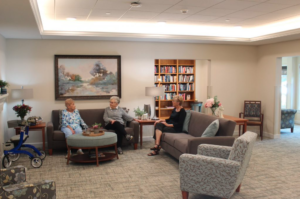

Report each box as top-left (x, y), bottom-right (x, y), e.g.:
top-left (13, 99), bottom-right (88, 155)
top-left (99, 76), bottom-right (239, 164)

top-left (35, 151), bottom-right (46, 160)
top-left (31, 157), bottom-right (43, 168)
top-left (2, 155), bottom-right (12, 168)
top-left (9, 153), bottom-right (20, 162)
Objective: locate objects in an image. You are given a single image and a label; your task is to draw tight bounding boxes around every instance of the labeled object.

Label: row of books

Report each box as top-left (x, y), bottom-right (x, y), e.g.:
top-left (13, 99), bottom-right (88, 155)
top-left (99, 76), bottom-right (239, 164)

top-left (179, 93), bottom-right (191, 100)
top-left (163, 84), bottom-right (177, 91)
top-left (178, 75), bottom-right (194, 82)
top-left (161, 66), bottom-right (176, 73)
top-left (154, 66), bottom-right (158, 73)
top-left (160, 93), bottom-right (176, 100)
top-left (160, 75), bottom-right (177, 82)
top-left (178, 66), bottom-right (193, 73)
top-left (179, 83), bottom-right (194, 91)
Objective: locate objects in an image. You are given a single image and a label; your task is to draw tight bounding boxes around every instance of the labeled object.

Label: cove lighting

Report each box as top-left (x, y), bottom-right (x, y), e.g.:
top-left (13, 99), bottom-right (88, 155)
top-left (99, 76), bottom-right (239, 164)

top-left (66, 17), bottom-right (77, 21)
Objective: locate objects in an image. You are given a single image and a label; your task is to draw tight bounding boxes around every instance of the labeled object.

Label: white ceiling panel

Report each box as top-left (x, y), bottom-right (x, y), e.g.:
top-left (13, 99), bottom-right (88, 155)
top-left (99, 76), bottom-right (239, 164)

top-left (152, 13), bottom-right (189, 21)
top-left (87, 17), bottom-right (118, 22)
top-left (55, 8), bottom-right (91, 16)
top-left (226, 10), bottom-right (265, 19)
top-left (196, 8), bottom-right (236, 17)
top-left (117, 18), bottom-right (151, 23)
top-left (55, 15), bottom-right (87, 21)
top-left (213, 0), bottom-right (261, 10)
top-left (164, 5), bottom-right (206, 15)
top-left (55, 0), bottom-right (97, 9)
top-left (209, 17), bottom-right (245, 24)
top-left (177, 0), bottom-right (224, 8)
top-left (130, 4), bottom-right (172, 12)
top-left (122, 11), bottom-right (159, 19)
top-left (183, 15), bottom-right (218, 22)
top-left (266, 0), bottom-right (300, 6)
top-left (89, 9), bottom-right (126, 18)
top-left (139, 0), bottom-right (182, 5)
top-left (237, 0), bottom-right (267, 2)
top-left (95, 1), bottom-right (131, 10)
top-left (245, 3), bottom-right (292, 12)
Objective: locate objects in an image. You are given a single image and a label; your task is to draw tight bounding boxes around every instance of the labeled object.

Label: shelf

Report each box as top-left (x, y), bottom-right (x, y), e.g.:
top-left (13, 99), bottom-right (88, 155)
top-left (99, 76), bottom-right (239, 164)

top-left (159, 82), bottom-right (177, 84)
top-left (178, 73), bottom-right (194, 74)
top-left (178, 82), bottom-right (194, 83)
top-left (178, 91), bottom-right (194, 92)
top-left (160, 100), bottom-right (172, 101)
top-left (160, 73), bottom-right (177, 75)
top-left (160, 64), bottom-right (177, 66)
top-left (164, 91), bottom-right (176, 92)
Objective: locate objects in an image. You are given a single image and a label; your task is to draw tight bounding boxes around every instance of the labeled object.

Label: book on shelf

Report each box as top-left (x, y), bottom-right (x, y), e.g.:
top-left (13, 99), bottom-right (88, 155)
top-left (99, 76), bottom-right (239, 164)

top-left (162, 84), bottom-right (177, 92)
top-left (187, 94), bottom-right (191, 100)
top-left (161, 92), bottom-right (176, 100)
top-left (155, 66), bottom-right (158, 73)
top-left (179, 83), bottom-right (194, 91)
top-left (160, 66), bottom-right (176, 73)
top-left (179, 93), bottom-right (186, 100)
top-left (178, 75), bottom-right (194, 82)
top-left (178, 66), bottom-right (194, 73)
top-left (162, 75), bottom-right (176, 82)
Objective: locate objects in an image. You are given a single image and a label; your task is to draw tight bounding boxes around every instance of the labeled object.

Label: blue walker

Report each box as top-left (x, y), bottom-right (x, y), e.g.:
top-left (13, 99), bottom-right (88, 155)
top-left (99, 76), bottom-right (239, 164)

top-left (2, 123), bottom-right (46, 168)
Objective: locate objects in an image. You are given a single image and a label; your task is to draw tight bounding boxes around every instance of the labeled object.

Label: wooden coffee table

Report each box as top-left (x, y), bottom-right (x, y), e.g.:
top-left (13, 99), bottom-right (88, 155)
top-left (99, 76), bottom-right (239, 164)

top-left (14, 122), bottom-right (46, 151)
top-left (223, 115), bottom-right (248, 134)
top-left (137, 120), bottom-right (156, 149)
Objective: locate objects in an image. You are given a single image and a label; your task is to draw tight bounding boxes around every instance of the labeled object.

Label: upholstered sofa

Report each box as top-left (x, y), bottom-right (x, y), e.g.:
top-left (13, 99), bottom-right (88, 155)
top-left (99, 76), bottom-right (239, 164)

top-left (281, 109), bottom-right (297, 132)
top-left (47, 109), bottom-right (139, 155)
top-left (161, 111), bottom-right (236, 160)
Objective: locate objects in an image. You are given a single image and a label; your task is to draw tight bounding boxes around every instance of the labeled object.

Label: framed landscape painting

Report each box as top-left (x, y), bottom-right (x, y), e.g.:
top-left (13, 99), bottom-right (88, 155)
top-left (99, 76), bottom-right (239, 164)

top-left (54, 55), bottom-right (121, 100)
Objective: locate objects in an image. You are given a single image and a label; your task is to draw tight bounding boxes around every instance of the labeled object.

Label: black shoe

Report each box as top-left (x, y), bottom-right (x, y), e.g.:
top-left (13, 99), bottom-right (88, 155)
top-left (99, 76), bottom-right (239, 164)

top-left (117, 147), bottom-right (123, 154)
top-left (126, 134), bottom-right (133, 141)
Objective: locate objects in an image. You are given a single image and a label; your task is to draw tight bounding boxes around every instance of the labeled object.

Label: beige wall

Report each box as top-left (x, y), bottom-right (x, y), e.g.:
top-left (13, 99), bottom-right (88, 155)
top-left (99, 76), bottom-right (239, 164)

top-left (5, 39), bottom-right (257, 145)
top-left (0, 34), bottom-right (7, 154)
top-left (258, 39), bottom-right (300, 138)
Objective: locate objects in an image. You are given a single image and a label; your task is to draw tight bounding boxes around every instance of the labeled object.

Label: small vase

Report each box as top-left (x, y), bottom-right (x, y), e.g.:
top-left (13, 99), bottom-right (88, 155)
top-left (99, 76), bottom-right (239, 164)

top-left (19, 117), bottom-right (26, 126)
top-left (210, 107), bottom-right (218, 117)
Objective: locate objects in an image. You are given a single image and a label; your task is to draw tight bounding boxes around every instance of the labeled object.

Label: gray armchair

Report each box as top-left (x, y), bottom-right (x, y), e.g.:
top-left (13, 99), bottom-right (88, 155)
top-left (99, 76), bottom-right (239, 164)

top-left (179, 131), bottom-right (257, 199)
top-left (281, 109), bottom-right (297, 132)
top-left (0, 165), bottom-right (56, 199)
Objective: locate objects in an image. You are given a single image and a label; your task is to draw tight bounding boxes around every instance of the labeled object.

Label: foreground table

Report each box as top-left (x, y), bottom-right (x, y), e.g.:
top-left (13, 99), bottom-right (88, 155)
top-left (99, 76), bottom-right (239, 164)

top-left (137, 120), bottom-right (156, 149)
top-left (14, 122), bottom-right (46, 151)
top-left (223, 115), bottom-right (248, 134)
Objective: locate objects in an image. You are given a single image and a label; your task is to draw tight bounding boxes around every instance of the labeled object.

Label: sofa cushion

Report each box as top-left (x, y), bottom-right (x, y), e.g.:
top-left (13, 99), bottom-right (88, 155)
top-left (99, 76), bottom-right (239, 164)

top-left (173, 138), bottom-right (190, 153)
top-left (53, 130), bottom-right (65, 141)
top-left (201, 119), bottom-right (219, 137)
top-left (162, 133), bottom-right (194, 147)
top-left (182, 110), bottom-right (191, 133)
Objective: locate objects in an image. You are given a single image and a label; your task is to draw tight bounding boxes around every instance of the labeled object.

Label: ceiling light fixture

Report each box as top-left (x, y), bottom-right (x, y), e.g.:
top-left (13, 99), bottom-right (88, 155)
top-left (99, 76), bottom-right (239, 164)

top-left (225, 19), bottom-right (230, 22)
top-left (234, 26), bottom-right (243, 30)
top-left (130, 2), bottom-right (142, 7)
top-left (66, 17), bottom-right (77, 21)
top-left (181, 9), bottom-right (188, 14)
top-left (106, 12), bottom-right (111, 15)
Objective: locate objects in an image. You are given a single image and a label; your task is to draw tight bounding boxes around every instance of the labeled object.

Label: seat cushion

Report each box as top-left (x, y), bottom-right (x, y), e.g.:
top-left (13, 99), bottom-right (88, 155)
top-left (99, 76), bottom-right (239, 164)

top-left (173, 138), bottom-right (189, 153)
top-left (162, 133), bottom-right (194, 147)
top-left (53, 130), bottom-right (65, 141)
top-left (67, 132), bottom-right (117, 147)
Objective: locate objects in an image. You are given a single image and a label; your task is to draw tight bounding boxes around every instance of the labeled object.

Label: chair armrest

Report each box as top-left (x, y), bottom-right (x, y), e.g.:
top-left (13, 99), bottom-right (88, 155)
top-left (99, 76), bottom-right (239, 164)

top-left (179, 154), bottom-right (240, 197)
top-left (198, 144), bottom-right (232, 159)
top-left (0, 165), bottom-right (26, 186)
top-left (2, 180), bottom-right (56, 198)
top-left (47, 122), bottom-right (54, 150)
top-left (128, 120), bottom-right (139, 144)
top-left (187, 136), bottom-right (235, 154)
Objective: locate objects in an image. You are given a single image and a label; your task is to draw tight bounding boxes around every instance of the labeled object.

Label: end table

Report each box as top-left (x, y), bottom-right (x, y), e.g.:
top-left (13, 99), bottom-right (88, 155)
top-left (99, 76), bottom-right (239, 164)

top-left (137, 120), bottom-right (156, 149)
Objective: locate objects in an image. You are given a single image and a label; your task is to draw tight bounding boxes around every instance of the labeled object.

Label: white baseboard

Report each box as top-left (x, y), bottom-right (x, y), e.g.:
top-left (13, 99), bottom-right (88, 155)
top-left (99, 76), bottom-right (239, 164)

top-left (294, 120), bottom-right (300, 125)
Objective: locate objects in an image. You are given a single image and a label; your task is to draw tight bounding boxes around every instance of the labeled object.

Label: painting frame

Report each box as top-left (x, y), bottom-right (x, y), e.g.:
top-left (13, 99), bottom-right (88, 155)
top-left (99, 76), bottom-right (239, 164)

top-left (54, 55), bottom-right (121, 100)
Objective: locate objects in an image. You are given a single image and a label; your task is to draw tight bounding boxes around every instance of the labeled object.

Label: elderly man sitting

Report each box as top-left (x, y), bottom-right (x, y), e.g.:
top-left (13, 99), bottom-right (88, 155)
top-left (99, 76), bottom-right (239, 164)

top-left (61, 98), bottom-right (88, 157)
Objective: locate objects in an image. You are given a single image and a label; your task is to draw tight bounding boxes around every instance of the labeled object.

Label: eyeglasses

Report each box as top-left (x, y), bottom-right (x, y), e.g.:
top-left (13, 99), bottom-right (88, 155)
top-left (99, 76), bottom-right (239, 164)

top-left (110, 101), bottom-right (117, 104)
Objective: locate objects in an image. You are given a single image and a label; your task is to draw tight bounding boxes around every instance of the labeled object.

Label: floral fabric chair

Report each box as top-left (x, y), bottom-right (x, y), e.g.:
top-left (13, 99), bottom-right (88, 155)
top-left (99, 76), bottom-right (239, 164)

top-left (0, 165), bottom-right (56, 199)
top-left (179, 132), bottom-right (257, 199)
top-left (281, 109), bottom-right (297, 133)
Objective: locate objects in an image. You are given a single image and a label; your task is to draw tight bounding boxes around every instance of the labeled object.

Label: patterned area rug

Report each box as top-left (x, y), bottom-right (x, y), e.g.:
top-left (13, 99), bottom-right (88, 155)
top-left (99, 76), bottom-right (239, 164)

top-left (10, 127), bottom-right (300, 199)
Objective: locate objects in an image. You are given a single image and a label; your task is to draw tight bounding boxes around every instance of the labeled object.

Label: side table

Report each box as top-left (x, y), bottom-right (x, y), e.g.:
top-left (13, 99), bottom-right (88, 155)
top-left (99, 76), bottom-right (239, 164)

top-left (14, 122), bottom-right (46, 151)
top-left (137, 120), bottom-right (156, 149)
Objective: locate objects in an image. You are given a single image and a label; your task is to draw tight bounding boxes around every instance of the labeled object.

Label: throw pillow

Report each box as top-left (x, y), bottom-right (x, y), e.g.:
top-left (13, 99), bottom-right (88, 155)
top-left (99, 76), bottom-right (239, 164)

top-left (58, 110), bottom-right (63, 130)
top-left (182, 110), bottom-right (191, 133)
top-left (201, 119), bottom-right (219, 137)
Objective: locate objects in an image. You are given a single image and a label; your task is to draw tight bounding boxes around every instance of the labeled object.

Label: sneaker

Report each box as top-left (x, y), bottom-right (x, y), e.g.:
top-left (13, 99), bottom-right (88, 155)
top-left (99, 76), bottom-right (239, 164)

top-left (126, 134), bottom-right (133, 141)
top-left (77, 149), bottom-right (84, 155)
top-left (117, 147), bottom-right (123, 155)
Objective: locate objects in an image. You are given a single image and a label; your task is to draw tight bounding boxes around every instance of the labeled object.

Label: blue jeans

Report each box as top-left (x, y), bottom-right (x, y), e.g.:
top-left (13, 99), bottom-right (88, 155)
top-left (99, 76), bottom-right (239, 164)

top-left (61, 126), bottom-right (83, 138)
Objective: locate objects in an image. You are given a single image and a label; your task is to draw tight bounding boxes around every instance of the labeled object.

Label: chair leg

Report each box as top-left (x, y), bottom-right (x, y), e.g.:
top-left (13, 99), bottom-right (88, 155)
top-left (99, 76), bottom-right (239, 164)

top-left (182, 191), bottom-right (189, 199)
top-left (238, 125), bottom-right (241, 136)
top-left (260, 125), bottom-right (263, 141)
top-left (236, 184), bottom-right (241, 192)
top-left (48, 149), bottom-right (53, 156)
top-left (134, 143), bottom-right (138, 150)
top-left (291, 127), bottom-right (294, 133)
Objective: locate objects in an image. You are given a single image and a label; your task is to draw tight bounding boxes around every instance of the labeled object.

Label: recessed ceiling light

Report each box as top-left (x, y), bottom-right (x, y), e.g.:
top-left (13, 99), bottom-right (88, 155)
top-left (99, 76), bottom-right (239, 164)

top-left (157, 21), bottom-right (166, 25)
top-left (130, 2), bottom-right (141, 7)
top-left (106, 12), bottom-right (111, 15)
top-left (66, 17), bottom-right (77, 21)
top-left (181, 9), bottom-right (188, 14)
top-left (234, 26), bottom-right (243, 30)
top-left (225, 19), bottom-right (230, 22)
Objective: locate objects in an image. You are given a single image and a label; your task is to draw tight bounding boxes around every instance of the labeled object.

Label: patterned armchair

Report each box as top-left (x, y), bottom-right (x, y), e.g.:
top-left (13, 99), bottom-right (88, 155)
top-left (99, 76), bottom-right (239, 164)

top-left (179, 132), bottom-right (257, 199)
top-left (0, 165), bottom-right (56, 199)
top-left (281, 109), bottom-right (297, 133)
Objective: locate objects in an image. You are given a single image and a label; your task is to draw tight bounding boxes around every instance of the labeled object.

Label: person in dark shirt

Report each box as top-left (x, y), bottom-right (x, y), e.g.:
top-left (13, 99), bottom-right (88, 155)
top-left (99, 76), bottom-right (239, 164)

top-left (148, 95), bottom-right (186, 156)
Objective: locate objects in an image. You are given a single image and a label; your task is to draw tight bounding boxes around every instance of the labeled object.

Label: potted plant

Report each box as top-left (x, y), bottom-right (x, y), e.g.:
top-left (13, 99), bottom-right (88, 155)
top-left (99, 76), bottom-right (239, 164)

top-left (13, 104), bottom-right (32, 125)
top-left (204, 96), bottom-right (221, 116)
top-left (92, 122), bottom-right (102, 133)
top-left (134, 107), bottom-right (145, 119)
top-left (0, 80), bottom-right (9, 94)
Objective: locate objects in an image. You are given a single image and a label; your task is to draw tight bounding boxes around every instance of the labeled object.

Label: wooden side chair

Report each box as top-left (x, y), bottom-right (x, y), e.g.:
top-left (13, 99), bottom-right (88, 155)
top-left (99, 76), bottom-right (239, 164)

top-left (239, 101), bottom-right (264, 140)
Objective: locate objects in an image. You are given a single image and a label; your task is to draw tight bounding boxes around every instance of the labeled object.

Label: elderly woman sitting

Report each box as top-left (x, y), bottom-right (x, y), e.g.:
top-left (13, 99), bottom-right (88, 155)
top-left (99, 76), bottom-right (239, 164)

top-left (61, 98), bottom-right (88, 156)
top-left (104, 96), bottom-right (138, 154)
top-left (148, 95), bottom-right (186, 156)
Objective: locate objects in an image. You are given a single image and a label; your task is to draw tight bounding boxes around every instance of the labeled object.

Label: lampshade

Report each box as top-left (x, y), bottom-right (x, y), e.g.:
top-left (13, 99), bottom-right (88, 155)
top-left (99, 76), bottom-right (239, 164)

top-left (145, 87), bottom-right (164, 97)
top-left (11, 89), bottom-right (33, 100)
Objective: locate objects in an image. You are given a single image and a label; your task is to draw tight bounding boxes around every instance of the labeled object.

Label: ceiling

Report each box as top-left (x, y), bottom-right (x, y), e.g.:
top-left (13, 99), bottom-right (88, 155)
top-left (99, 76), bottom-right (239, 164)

top-left (2, 0), bottom-right (300, 45)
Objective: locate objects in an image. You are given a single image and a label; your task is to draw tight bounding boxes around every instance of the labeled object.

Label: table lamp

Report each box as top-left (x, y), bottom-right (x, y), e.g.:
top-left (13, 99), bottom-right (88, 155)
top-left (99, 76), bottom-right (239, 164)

top-left (145, 86), bottom-right (165, 120)
top-left (11, 87), bottom-right (33, 105)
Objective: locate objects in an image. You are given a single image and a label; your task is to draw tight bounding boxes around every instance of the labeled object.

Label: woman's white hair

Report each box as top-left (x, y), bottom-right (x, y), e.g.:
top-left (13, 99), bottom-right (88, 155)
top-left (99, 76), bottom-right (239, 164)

top-left (65, 98), bottom-right (74, 107)
top-left (173, 95), bottom-right (184, 105)
top-left (110, 96), bottom-right (120, 104)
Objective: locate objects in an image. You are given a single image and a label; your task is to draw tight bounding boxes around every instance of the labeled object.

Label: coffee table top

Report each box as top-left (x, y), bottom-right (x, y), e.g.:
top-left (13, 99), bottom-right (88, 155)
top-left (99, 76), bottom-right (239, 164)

top-left (67, 132), bottom-right (117, 147)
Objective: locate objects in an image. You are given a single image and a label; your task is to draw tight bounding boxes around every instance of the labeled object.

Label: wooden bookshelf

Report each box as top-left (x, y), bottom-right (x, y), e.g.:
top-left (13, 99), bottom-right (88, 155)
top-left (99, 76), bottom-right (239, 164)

top-left (154, 59), bottom-right (196, 118)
